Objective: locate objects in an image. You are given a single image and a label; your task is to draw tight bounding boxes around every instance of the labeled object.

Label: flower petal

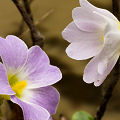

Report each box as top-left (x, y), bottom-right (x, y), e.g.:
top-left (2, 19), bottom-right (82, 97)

top-left (83, 50), bottom-right (119, 86)
top-left (79, 0), bottom-right (118, 22)
top-left (17, 46), bottom-right (62, 88)
top-left (83, 56), bottom-right (99, 84)
top-left (10, 95), bottom-right (50, 120)
top-left (94, 53), bottom-right (119, 86)
top-left (21, 86), bottom-right (59, 115)
top-left (0, 62), bottom-right (15, 95)
top-left (66, 40), bottom-right (102, 60)
top-left (49, 116), bottom-right (53, 120)
top-left (0, 35), bottom-right (28, 74)
top-left (72, 7), bottom-right (106, 32)
top-left (62, 22), bottom-right (103, 43)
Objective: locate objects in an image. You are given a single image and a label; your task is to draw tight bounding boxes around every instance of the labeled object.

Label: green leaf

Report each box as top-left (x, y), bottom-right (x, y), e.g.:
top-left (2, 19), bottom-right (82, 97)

top-left (72, 111), bottom-right (94, 120)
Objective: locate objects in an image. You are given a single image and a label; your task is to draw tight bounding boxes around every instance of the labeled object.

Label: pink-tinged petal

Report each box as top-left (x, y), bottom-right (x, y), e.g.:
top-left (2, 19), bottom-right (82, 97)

top-left (83, 56), bottom-right (99, 84)
top-left (93, 11), bottom-right (119, 35)
top-left (10, 95), bottom-right (50, 120)
top-left (98, 59), bottom-right (108, 75)
top-left (0, 35), bottom-right (28, 74)
top-left (96, 32), bottom-right (120, 67)
top-left (83, 51), bottom-right (119, 86)
top-left (18, 46), bottom-right (62, 88)
top-left (62, 22), bottom-right (103, 43)
top-left (21, 86), bottom-right (59, 115)
top-left (79, 0), bottom-right (118, 22)
top-left (94, 53), bottom-right (119, 86)
top-left (66, 40), bottom-right (102, 60)
top-left (62, 22), bottom-right (103, 60)
top-left (0, 62), bottom-right (15, 95)
top-left (72, 7), bottom-right (106, 32)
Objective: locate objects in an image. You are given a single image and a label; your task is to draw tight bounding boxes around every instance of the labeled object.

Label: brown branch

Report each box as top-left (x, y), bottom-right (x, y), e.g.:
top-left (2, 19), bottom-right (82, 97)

top-left (12, 0), bottom-right (44, 48)
top-left (23, 0), bottom-right (33, 21)
top-left (94, 1), bottom-right (120, 120)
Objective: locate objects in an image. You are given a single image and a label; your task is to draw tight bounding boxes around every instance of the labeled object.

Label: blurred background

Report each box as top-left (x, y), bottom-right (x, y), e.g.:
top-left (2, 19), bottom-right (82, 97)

top-left (0, 0), bottom-right (120, 120)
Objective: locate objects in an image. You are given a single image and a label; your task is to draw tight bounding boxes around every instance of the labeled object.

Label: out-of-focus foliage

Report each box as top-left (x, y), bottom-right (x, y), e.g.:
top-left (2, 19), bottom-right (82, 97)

top-left (72, 111), bottom-right (94, 120)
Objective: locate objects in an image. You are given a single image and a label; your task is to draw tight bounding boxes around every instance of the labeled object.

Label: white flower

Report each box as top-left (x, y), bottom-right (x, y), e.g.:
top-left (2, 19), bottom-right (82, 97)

top-left (62, 0), bottom-right (120, 86)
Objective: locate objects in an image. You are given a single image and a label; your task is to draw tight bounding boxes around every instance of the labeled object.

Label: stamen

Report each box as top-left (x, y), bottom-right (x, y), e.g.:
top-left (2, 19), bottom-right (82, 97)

top-left (12, 81), bottom-right (27, 98)
top-left (8, 74), bottom-right (27, 98)
top-left (118, 22), bottom-right (120, 31)
top-left (101, 35), bottom-right (104, 42)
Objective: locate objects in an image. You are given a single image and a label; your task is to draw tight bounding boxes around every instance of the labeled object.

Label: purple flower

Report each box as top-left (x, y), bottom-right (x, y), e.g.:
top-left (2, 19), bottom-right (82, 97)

top-left (62, 0), bottom-right (120, 86)
top-left (0, 35), bottom-right (62, 120)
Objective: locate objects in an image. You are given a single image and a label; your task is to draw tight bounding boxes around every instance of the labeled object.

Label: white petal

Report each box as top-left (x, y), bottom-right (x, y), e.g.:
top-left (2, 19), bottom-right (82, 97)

top-left (79, 0), bottom-right (118, 22)
top-left (62, 22), bottom-right (103, 43)
top-left (72, 7), bottom-right (106, 32)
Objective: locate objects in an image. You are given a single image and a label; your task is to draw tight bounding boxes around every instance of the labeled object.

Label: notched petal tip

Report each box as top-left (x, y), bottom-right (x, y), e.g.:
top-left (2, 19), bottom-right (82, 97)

top-left (94, 80), bottom-right (103, 87)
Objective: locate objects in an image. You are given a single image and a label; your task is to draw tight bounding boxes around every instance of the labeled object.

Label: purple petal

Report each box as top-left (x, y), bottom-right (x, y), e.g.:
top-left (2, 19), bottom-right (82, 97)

top-left (0, 35), bottom-right (28, 74)
top-left (18, 46), bottom-right (62, 88)
top-left (10, 95), bottom-right (50, 120)
top-left (22, 86), bottom-right (59, 115)
top-left (0, 62), bottom-right (15, 95)
top-left (49, 116), bottom-right (53, 120)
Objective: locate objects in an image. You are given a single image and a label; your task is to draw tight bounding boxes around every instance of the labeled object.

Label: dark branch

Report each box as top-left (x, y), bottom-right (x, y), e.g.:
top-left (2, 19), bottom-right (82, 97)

top-left (94, 0), bottom-right (120, 120)
top-left (23, 0), bottom-right (33, 21)
top-left (12, 0), bottom-right (44, 48)
top-left (112, 0), bottom-right (120, 19)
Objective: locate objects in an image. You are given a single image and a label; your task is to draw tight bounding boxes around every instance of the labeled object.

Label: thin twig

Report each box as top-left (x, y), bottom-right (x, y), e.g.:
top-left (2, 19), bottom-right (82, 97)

top-left (94, 0), bottom-right (120, 120)
top-left (12, 0), bottom-right (44, 48)
top-left (20, 9), bottom-right (54, 37)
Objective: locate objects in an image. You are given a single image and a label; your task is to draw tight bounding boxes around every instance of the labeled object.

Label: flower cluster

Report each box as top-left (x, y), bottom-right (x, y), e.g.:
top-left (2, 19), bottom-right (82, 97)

top-left (0, 35), bottom-right (62, 120)
top-left (62, 0), bottom-right (120, 86)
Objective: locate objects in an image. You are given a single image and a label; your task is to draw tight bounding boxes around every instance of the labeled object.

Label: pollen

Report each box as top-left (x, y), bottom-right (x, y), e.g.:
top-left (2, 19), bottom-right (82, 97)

top-left (8, 74), bottom-right (27, 98)
top-left (101, 35), bottom-right (104, 42)
top-left (12, 80), bottom-right (27, 98)
top-left (119, 22), bottom-right (120, 31)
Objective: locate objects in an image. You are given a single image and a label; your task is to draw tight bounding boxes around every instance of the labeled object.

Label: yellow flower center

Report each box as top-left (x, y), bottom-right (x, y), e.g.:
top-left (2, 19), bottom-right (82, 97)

top-left (101, 35), bottom-right (104, 42)
top-left (12, 80), bottom-right (27, 98)
top-left (8, 74), bottom-right (27, 98)
top-left (0, 74), bottom-right (27, 100)
top-left (118, 22), bottom-right (120, 31)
